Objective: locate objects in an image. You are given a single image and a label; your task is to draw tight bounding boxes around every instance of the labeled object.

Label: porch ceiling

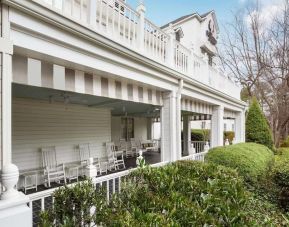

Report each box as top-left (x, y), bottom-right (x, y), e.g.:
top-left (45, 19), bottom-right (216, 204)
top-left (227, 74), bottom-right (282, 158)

top-left (12, 84), bottom-right (160, 118)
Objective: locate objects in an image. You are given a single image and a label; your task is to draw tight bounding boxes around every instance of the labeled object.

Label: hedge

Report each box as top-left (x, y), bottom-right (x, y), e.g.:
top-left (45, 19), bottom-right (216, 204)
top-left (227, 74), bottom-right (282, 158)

top-left (280, 136), bottom-right (289, 148)
top-left (274, 150), bottom-right (289, 184)
top-left (273, 148), bottom-right (289, 211)
top-left (205, 143), bottom-right (274, 183)
top-left (191, 129), bottom-right (210, 141)
top-left (245, 98), bottom-right (273, 150)
top-left (191, 129), bottom-right (235, 143)
top-left (40, 161), bottom-right (288, 226)
top-left (224, 131), bottom-right (235, 143)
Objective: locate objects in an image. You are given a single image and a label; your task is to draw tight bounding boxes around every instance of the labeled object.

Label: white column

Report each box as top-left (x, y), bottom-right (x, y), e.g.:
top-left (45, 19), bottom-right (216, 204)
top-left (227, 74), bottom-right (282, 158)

top-left (211, 105), bottom-right (224, 147)
top-left (161, 89), bottom-right (181, 162)
top-left (235, 110), bottom-right (246, 143)
top-left (136, 2), bottom-right (146, 52)
top-left (0, 5), bottom-right (31, 227)
top-left (183, 115), bottom-right (191, 156)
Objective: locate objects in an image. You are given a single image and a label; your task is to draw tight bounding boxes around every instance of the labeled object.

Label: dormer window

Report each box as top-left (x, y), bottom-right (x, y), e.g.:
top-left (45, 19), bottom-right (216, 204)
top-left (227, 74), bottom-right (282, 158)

top-left (176, 32), bottom-right (181, 42)
top-left (174, 27), bottom-right (184, 42)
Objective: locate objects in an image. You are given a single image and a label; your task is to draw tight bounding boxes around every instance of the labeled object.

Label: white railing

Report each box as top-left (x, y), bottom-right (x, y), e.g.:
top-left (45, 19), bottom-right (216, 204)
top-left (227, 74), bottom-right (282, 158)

top-left (95, 0), bottom-right (140, 47)
top-left (180, 150), bottom-right (208, 162)
top-left (28, 161), bottom-right (169, 225)
top-left (32, 0), bottom-right (241, 99)
top-left (192, 141), bottom-right (206, 153)
top-left (193, 151), bottom-right (208, 162)
top-left (28, 157), bottom-right (211, 225)
top-left (174, 40), bottom-right (190, 73)
top-left (144, 19), bottom-right (169, 63)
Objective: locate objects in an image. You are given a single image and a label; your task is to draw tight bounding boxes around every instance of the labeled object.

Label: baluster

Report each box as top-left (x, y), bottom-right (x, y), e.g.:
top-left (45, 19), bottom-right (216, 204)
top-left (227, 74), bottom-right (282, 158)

top-left (128, 10), bottom-right (131, 44)
top-left (118, 4), bottom-right (121, 39)
top-left (71, 0), bottom-right (74, 17)
top-left (88, 0), bottom-right (97, 26)
top-left (29, 200), bottom-right (32, 208)
top-left (106, 180), bottom-right (109, 202)
top-left (80, 0), bottom-right (83, 21)
top-left (112, 0), bottom-right (115, 35)
top-left (99, 0), bottom-right (103, 28)
top-left (118, 177), bottom-right (121, 192)
top-left (133, 13), bottom-right (137, 47)
top-left (122, 5), bottom-right (126, 41)
top-left (41, 197), bottom-right (45, 211)
top-left (112, 178), bottom-right (116, 194)
top-left (105, 0), bottom-right (109, 32)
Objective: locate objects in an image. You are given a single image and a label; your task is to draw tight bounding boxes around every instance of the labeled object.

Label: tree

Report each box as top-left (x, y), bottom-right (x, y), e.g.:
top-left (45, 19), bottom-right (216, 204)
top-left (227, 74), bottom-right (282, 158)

top-left (246, 98), bottom-right (273, 150)
top-left (220, 0), bottom-right (289, 146)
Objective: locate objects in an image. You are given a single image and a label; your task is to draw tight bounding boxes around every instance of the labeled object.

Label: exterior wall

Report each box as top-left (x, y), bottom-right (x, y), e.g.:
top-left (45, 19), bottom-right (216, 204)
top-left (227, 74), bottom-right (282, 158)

top-left (111, 116), bottom-right (148, 142)
top-left (12, 97), bottom-right (111, 171)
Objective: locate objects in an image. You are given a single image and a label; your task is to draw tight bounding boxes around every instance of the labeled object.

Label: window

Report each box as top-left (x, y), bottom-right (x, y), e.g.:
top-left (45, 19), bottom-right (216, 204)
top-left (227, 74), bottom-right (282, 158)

top-left (175, 32), bottom-right (181, 42)
top-left (208, 55), bottom-right (213, 66)
top-left (121, 117), bottom-right (134, 141)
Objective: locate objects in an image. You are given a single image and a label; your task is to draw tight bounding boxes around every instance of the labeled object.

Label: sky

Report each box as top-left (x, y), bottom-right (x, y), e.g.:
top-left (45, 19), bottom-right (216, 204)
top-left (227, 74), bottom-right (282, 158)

top-left (126, 0), bottom-right (242, 29)
top-left (126, 0), bottom-right (284, 35)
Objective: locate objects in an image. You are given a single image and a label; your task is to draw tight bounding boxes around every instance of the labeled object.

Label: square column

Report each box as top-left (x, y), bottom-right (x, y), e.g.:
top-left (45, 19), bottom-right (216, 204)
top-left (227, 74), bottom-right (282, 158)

top-left (161, 90), bottom-right (181, 162)
top-left (183, 115), bottom-right (191, 156)
top-left (211, 105), bottom-right (224, 147)
top-left (235, 110), bottom-right (246, 143)
top-left (0, 5), bottom-right (31, 227)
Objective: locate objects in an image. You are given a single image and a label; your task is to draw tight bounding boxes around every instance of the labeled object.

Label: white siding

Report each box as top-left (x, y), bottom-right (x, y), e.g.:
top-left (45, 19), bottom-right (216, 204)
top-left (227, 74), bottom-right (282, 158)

top-left (111, 117), bottom-right (121, 142)
top-left (12, 98), bottom-right (111, 171)
top-left (111, 116), bottom-right (148, 142)
top-left (134, 117), bottom-right (147, 140)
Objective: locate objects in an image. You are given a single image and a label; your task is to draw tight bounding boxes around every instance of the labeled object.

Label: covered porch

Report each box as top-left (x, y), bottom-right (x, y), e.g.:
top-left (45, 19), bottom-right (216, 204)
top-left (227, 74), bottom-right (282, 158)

top-left (12, 82), bottom-right (162, 194)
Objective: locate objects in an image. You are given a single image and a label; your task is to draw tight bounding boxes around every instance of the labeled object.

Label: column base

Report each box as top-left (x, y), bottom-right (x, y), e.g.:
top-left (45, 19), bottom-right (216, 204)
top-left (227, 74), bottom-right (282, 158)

top-left (0, 193), bottom-right (31, 227)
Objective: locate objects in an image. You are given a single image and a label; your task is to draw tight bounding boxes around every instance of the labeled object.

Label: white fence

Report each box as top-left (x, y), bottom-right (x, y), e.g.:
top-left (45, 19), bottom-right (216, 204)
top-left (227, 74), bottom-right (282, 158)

top-left (28, 154), bottom-right (207, 225)
top-left (191, 141), bottom-right (207, 153)
top-left (32, 0), bottom-right (241, 99)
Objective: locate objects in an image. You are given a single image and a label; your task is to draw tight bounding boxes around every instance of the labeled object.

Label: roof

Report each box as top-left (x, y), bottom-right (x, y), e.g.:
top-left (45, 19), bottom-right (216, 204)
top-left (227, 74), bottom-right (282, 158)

top-left (160, 10), bottom-right (214, 29)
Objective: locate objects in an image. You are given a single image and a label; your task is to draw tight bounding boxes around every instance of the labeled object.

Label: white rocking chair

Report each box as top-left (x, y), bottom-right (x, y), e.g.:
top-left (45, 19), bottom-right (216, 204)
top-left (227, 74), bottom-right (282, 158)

top-left (106, 142), bottom-right (126, 170)
top-left (41, 146), bottom-right (66, 188)
top-left (78, 143), bottom-right (101, 175)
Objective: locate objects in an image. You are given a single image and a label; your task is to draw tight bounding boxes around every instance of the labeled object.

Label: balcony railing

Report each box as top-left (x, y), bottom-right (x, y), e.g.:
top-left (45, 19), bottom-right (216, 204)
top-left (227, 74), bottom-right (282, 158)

top-left (32, 0), bottom-right (240, 99)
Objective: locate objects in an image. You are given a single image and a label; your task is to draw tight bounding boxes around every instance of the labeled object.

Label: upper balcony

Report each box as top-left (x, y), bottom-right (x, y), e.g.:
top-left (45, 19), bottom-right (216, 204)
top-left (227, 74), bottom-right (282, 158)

top-left (30, 0), bottom-right (241, 100)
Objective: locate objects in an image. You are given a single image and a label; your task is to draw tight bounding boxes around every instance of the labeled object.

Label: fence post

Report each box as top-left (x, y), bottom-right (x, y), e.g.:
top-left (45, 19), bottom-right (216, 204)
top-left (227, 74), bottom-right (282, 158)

top-left (165, 23), bottom-right (175, 68)
top-left (88, 0), bottom-right (97, 27)
top-left (136, 1), bottom-right (146, 52)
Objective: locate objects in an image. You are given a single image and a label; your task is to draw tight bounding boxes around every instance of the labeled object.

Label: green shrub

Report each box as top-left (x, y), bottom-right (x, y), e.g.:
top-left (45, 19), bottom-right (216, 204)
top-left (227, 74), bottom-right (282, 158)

top-left (40, 161), bottom-right (288, 226)
top-left (98, 162), bottom-right (251, 226)
top-left (205, 143), bottom-right (274, 183)
top-left (246, 97), bottom-right (274, 149)
top-left (39, 179), bottom-right (106, 226)
top-left (280, 136), bottom-right (289, 148)
top-left (224, 131), bottom-right (235, 143)
top-left (272, 148), bottom-right (289, 211)
top-left (273, 149), bottom-right (289, 187)
top-left (191, 129), bottom-right (210, 141)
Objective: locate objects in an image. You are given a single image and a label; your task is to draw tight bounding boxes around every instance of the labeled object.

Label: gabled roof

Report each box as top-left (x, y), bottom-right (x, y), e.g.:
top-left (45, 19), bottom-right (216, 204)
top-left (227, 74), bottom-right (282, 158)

top-left (161, 10), bottom-right (218, 32)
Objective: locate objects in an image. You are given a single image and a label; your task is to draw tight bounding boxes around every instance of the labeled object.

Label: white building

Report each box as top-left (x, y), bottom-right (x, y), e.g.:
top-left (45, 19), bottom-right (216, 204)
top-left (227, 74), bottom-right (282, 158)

top-left (0, 0), bottom-right (246, 226)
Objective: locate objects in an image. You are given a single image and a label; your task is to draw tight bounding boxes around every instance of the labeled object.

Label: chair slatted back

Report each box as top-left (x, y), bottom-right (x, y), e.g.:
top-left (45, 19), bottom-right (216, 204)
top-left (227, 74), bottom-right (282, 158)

top-left (106, 142), bottom-right (115, 158)
top-left (119, 139), bottom-right (127, 150)
top-left (41, 146), bottom-right (57, 170)
top-left (78, 143), bottom-right (91, 162)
